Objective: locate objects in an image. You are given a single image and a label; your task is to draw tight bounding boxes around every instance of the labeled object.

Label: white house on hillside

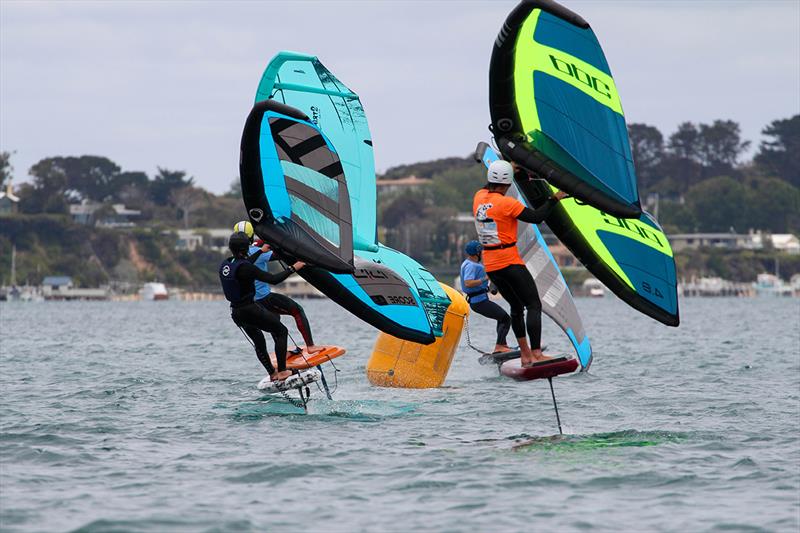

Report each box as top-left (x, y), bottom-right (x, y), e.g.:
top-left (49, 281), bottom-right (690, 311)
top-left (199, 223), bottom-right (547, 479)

top-left (0, 182), bottom-right (20, 215)
top-left (69, 200), bottom-right (141, 227)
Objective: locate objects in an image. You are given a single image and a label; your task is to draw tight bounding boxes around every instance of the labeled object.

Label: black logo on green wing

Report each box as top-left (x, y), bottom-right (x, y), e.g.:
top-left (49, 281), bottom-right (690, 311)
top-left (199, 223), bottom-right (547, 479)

top-left (601, 213), bottom-right (665, 249)
top-left (549, 55), bottom-right (611, 99)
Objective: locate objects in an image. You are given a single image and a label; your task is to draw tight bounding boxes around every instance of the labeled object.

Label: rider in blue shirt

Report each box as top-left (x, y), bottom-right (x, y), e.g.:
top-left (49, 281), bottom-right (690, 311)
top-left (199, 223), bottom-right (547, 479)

top-left (234, 221), bottom-right (321, 354)
top-left (460, 240), bottom-right (512, 354)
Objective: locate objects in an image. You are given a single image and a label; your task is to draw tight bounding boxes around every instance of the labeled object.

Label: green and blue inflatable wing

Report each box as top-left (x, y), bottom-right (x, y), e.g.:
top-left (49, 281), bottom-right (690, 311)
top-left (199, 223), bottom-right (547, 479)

top-left (488, 1), bottom-right (679, 326)
top-left (509, 161), bottom-right (680, 327)
top-left (489, 0), bottom-right (642, 219)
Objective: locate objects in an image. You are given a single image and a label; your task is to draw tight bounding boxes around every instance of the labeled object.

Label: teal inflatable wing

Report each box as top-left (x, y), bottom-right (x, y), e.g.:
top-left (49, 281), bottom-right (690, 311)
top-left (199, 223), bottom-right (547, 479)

top-left (240, 99), bottom-right (354, 273)
top-left (489, 0), bottom-right (642, 219)
top-left (240, 52), bottom-right (448, 344)
top-left (255, 51), bottom-right (377, 251)
top-left (302, 245), bottom-right (449, 344)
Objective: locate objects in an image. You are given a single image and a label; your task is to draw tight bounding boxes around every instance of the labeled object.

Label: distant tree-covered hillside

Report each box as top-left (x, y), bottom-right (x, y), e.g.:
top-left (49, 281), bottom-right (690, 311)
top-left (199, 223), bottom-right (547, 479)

top-left (0, 114), bottom-right (797, 284)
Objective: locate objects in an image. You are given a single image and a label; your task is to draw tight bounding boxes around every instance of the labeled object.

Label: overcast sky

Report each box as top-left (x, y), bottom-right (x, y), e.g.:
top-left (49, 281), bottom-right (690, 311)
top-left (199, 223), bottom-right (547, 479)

top-left (1, 0), bottom-right (798, 194)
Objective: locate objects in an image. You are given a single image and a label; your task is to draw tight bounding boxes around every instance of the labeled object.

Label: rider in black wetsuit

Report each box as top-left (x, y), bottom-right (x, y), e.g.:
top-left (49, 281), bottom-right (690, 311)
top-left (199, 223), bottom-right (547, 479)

top-left (219, 232), bottom-right (305, 382)
top-left (233, 220), bottom-right (322, 354)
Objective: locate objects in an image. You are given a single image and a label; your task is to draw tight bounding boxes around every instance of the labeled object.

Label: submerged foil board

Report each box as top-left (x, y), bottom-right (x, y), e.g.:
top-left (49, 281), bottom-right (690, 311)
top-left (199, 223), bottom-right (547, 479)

top-left (258, 368), bottom-right (321, 392)
top-left (269, 345), bottom-right (346, 370)
top-left (500, 356), bottom-right (579, 381)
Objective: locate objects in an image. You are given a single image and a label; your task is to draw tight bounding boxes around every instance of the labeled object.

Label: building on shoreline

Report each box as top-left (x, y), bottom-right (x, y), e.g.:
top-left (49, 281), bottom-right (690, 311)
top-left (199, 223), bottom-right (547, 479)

top-left (671, 231), bottom-right (799, 254)
top-left (376, 175), bottom-right (432, 194)
top-left (172, 228), bottom-right (231, 252)
top-left (69, 200), bottom-right (141, 227)
top-left (40, 276), bottom-right (110, 300)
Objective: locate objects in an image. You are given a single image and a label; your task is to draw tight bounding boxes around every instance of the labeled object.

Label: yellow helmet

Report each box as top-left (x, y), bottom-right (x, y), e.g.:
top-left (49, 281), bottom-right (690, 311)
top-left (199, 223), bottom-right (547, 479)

top-left (233, 220), bottom-right (254, 240)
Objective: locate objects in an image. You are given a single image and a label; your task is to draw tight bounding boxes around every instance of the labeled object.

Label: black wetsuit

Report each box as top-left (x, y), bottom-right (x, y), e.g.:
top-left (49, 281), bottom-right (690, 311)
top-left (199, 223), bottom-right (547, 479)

top-left (487, 265), bottom-right (543, 349)
top-left (219, 251), bottom-right (294, 374)
top-left (469, 298), bottom-right (511, 346)
top-left (485, 191), bottom-right (559, 351)
top-left (257, 293), bottom-right (315, 347)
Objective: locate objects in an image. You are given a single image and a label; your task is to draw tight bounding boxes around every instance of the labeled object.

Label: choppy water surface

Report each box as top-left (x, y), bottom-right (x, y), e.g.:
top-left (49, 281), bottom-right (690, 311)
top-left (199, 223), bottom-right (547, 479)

top-left (1, 297), bottom-right (799, 532)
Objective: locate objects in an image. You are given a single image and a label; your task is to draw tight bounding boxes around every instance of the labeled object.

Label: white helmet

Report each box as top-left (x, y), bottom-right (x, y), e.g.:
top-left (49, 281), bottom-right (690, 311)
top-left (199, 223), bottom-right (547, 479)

top-left (487, 160), bottom-right (513, 185)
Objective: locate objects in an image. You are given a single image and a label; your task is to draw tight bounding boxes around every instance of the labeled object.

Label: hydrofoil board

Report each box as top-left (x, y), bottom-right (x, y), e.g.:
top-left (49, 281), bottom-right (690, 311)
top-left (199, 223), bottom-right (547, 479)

top-left (269, 345), bottom-right (346, 370)
top-left (500, 355), bottom-right (579, 381)
top-left (478, 345), bottom-right (546, 366)
top-left (257, 368), bottom-right (321, 393)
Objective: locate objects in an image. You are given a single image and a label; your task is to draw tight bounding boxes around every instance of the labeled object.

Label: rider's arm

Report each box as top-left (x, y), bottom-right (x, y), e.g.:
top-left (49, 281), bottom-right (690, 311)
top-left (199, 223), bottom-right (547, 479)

top-left (516, 197), bottom-right (559, 224)
top-left (464, 278), bottom-right (486, 288)
top-left (237, 262), bottom-right (295, 284)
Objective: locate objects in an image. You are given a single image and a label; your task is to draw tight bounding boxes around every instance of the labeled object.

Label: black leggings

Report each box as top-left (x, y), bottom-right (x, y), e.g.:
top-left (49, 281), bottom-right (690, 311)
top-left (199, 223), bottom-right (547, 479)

top-left (469, 298), bottom-right (511, 346)
top-left (487, 263), bottom-right (542, 349)
top-left (231, 303), bottom-right (288, 373)
top-left (258, 293), bottom-right (315, 347)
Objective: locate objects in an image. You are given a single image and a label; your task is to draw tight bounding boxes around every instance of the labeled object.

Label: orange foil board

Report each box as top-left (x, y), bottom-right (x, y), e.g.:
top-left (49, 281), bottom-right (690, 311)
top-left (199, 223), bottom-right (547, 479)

top-left (269, 346), bottom-right (346, 370)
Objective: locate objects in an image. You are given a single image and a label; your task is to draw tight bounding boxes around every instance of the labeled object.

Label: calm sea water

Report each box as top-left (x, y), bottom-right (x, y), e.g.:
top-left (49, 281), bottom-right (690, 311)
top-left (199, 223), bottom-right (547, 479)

top-left (1, 297), bottom-right (799, 532)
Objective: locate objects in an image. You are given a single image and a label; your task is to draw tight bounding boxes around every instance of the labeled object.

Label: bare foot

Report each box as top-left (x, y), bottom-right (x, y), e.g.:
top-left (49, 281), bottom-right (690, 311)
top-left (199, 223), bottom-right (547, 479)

top-left (530, 350), bottom-right (554, 363)
top-left (270, 370), bottom-right (293, 382)
top-left (492, 345), bottom-right (514, 353)
top-left (517, 338), bottom-right (537, 367)
top-left (305, 345), bottom-right (324, 354)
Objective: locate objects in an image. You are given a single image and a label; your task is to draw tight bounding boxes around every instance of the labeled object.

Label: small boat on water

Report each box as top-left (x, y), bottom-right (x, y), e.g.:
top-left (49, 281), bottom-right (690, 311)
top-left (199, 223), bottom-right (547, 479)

top-left (753, 273), bottom-right (793, 297)
top-left (582, 278), bottom-right (606, 298)
top-left (140, 282), bottom-right (168, 301)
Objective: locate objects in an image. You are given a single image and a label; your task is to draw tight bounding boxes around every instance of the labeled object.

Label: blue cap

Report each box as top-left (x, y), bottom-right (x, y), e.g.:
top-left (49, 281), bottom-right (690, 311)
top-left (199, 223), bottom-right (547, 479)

top-left (465, 240), bottom-right (483, 256)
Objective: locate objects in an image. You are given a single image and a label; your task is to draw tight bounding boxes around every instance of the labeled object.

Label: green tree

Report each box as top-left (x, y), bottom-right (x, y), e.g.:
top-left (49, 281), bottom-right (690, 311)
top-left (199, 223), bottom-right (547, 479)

top-left (381, 191), bottom-right (426, 228)
top-left (429, 165), bottom-right (486, 208)
top-left (628, 123), bottom-right (664, 191)
top-left (380, 155), bottom-right (475, 181)
top-left (667, 122), bottom-right (700, 162)
top-left (150, 168), bottom-right (193, 206)
top-left (116, 171), bottom-right (149, 193)
top-left (0, 151), bottom-right (14, 189)
top-left (657, 199), bottom-right (696, 233)
top-left (17, 183), bottom-right (53, 214)
top-left (745, 176), bottom-right (800, 233)
top-left (29, 158), bottom-right (69, 195)
top-left (63, 156), bottom-right (122, 201)
top-left (170, 186), bottom-right (208, 229)
top-left (685, 176), bottom-right (749, 232)
top-left (28, 155), bottom-right (124, 202)
top-left (696, 120), bottom-right (750, 177)
top-left (755, 115), bottom-right (800, 186)
top-left (664, 122), bottom-right (704, 191)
